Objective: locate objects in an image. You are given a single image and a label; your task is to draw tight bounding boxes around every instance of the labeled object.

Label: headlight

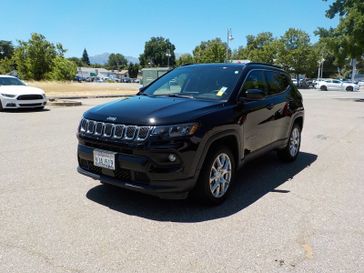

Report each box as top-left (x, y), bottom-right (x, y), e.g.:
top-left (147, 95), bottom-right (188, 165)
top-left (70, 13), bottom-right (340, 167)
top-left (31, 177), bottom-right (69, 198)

top-left (151, 123), bottom-right (199, 138)
top-left (1, 93), bottom-right (16, 98)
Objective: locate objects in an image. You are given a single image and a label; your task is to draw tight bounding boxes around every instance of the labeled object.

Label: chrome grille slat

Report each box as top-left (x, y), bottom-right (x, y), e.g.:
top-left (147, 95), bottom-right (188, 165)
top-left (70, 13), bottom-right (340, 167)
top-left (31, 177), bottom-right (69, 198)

top-left (95, 122), bottom-right (104, 135)
top-left (113, 125), bottom-right (125, 139)
top-left (86, 120), bottom-right (95, 134)
top-left (103, 123), bottom-right (114, 137)
top-left (125, 126), bottom-right (137, 140)
top-left (81, 119), bottom-right (151, 141)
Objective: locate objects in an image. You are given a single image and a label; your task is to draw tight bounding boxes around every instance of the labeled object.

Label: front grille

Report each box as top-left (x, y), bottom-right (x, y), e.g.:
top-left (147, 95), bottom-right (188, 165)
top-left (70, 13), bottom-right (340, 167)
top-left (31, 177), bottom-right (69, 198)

top-left (80, 118), bottom-right (152, 142)
top-left (17, 94), bottom-right (43, 100)
top-left (79, 158), bottom-right (149, 184)
top-left (19, 103), bottom-right (42, 107)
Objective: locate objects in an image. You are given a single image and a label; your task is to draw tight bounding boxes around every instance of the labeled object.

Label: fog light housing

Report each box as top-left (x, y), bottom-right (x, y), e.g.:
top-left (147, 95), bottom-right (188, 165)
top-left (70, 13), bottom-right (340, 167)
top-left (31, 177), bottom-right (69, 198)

top-left (168, 154), bottom-right (177, 162)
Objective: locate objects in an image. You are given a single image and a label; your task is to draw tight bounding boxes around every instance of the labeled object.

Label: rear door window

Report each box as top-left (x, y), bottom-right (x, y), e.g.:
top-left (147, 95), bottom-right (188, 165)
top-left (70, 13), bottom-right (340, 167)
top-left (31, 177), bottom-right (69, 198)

top-left (265, 71), bottom-right (290, 95)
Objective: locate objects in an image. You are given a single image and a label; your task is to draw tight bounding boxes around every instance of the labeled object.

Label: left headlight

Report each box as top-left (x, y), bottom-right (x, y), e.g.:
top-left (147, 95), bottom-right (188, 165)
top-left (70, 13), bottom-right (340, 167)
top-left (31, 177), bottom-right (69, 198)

top-left (0, 93), bottom-right (16, 98)
top-left (151, 123), bottom-right (199, 138)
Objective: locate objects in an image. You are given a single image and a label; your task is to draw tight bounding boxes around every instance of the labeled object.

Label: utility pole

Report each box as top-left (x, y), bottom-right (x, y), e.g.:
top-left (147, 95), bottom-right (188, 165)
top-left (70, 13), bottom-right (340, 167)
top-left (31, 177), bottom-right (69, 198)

top-left (351, 58), bottom-right (357, 82)
top-left (166, 49), bottom-right (171, 68)
top-left (226, 28), bottom-right (234, 63)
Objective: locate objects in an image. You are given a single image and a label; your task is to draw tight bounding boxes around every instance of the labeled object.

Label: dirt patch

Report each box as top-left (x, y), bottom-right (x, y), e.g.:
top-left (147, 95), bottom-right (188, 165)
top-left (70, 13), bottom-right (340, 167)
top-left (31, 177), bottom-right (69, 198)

top-left (26, 81), bottom-right (139, 97)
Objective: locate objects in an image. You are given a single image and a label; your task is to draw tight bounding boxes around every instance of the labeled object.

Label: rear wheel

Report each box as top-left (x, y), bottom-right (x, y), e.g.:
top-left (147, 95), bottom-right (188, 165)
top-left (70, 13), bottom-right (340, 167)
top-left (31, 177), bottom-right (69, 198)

top-left (346, 86), bottom-right (353, 92)
top-left (320, 85), bottom-right (327, 91)
top-left (194, 146), bottom-right (236, 205)
top-left (277, 123), bottom-right (301, 162)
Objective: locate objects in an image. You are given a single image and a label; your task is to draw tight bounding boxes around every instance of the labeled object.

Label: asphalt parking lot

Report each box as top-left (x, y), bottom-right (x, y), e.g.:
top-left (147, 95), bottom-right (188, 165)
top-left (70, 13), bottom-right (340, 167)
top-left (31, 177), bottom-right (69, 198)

top-left (1, 89), bottom-right (363, 273)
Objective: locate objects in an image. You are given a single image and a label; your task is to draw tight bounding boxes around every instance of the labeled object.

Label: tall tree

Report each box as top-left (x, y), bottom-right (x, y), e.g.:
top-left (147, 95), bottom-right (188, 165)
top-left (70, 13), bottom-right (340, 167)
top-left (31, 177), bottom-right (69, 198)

top-left (128, 63), bottom-right (140, 78)
top-left (317, 0), bottom-right (364, 62)
top-left (176, 53), bottom-right (194, 66)
top-left (139, 37), bottom-right (176, 67)
top-left (0, 40), bottom-right (14, 60)
top-left (193, 38), bottom-right (227, 63)
top-left (234, 32), bottom-right (280, 64)
top-left (81, 48), bottom-right (90, 66)
top-left (107, 53), bottom-right (128, 70)
top-left (276, 28), bottom-right (318, 80)
top-left (13, 33), bottom-right (57, 80)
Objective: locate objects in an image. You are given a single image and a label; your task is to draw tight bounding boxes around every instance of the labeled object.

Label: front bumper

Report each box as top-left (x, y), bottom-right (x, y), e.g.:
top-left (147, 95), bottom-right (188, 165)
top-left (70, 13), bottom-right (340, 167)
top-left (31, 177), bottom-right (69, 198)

top-left (77, 141), bottom-right (198, 199)
top-left (0, 97), bottom-right (47, 109)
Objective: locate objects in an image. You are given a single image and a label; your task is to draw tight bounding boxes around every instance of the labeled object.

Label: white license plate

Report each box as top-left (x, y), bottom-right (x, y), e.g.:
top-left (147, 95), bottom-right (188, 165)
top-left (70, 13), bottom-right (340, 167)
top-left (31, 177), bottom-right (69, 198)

top-left (93, 149), bottom-right (116, 170)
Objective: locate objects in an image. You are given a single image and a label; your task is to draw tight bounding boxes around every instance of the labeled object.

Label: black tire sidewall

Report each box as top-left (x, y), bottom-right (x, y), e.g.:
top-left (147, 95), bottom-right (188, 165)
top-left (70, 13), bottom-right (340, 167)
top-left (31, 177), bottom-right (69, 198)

top-left (278, 124), bottom-right (301, 162)
top-left (195, 146), bottom-right (236, 205)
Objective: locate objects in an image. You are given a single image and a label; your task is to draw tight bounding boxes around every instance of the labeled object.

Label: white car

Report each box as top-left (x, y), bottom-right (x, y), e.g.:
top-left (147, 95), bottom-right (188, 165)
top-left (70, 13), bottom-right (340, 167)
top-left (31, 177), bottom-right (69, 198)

top-left (0, 75), bottom-right (47, 110)
top-left (316, 78), bottom-right (360, 92)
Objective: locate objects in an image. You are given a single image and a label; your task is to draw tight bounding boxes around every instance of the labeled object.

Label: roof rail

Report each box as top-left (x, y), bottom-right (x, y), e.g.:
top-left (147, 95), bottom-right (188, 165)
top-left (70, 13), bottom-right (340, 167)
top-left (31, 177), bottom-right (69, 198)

top-left (246, 62), bottom-right (284, 70)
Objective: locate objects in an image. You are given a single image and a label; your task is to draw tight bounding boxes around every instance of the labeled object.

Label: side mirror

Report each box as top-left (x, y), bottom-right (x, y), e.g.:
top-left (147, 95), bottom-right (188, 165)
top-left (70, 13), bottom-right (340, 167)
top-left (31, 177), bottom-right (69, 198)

top-left (137, 86), bottom-right (146, 95)
top-left (241, 89), bottom-right (266, 101)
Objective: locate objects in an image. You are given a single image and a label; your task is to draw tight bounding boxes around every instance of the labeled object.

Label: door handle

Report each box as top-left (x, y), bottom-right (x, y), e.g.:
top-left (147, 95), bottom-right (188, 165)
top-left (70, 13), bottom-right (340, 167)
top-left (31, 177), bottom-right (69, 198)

top-left (266, 103), bottom-right (274, 110)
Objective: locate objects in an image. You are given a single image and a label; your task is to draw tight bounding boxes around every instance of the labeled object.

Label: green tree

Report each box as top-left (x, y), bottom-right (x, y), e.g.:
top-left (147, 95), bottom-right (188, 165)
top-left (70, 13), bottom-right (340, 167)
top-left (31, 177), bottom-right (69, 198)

top-left (0, 40), bottom-right (14, 60)
top-left (128, 63), bottom-right (140, 78)
top-left (107, 53), bottom-right (128, 70)
top-left (234, 32), bottom-right (280, 64)
top-left (276, 28), bottom-right (318, 80)
top-left (176, 53), bottom-right (194, 66)
top-left (48, 56), bottom-right (77, 80)
top-left (139, 37), bottom-right (176, 67)
top-left (68, 57), bottom-right (83, 66)
top-left (0, 57), bottom-right (15, 74)
top-left (193, 38), bottom-right (227, 63)
top-left (13, 33), bottom-right (57, 80)
top-left (82, 48), bottom-right (90, 66)
top-left (315, 0), bottom-right (364, 78)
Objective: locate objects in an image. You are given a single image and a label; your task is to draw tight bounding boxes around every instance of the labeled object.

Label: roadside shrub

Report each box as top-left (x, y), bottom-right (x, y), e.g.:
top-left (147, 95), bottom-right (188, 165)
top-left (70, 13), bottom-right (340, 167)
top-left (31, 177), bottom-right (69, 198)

top-left (47, 57), bottom-right (77, 81)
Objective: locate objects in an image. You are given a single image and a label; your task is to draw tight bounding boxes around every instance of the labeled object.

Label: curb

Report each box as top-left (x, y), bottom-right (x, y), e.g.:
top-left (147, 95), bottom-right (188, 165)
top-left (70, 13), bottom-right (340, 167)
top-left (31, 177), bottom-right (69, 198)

top-left (48, 99), bottom-right (82, 107)
top-left (48, 94), bottom-right (134, 101)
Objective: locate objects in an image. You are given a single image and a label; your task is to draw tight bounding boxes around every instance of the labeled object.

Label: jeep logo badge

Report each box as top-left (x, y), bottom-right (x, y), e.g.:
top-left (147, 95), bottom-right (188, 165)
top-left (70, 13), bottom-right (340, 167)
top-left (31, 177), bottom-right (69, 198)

top-left (106, 116), bottom-right (117, 122)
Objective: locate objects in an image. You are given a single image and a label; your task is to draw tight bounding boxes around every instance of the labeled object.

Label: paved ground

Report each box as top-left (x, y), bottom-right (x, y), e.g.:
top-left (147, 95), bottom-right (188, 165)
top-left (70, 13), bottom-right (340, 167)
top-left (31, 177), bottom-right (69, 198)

top-left (0, 89), bottom-right (363, 273)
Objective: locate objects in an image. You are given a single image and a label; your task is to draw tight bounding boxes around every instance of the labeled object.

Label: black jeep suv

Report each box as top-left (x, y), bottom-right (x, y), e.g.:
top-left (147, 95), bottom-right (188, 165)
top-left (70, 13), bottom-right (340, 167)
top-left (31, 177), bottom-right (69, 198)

top-left (77, 63), bottom-right (304, 204)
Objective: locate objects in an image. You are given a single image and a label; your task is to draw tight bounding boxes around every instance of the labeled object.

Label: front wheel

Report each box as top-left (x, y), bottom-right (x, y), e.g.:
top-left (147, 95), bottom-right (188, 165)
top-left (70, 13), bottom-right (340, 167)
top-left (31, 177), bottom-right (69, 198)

top-left (194, 146), bottom-right (236, 205)
top-left (320, 85), bottom-right (327, 91)
top-left (277, 124), bottom-right (301, 162)
top-left (346, 86), bottom-right (353, 92)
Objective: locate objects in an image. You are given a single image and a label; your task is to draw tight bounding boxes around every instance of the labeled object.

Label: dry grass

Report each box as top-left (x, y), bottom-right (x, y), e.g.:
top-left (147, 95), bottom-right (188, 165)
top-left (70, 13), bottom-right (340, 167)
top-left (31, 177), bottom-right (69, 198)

top-left (26, 81), bottom-right (140, 97)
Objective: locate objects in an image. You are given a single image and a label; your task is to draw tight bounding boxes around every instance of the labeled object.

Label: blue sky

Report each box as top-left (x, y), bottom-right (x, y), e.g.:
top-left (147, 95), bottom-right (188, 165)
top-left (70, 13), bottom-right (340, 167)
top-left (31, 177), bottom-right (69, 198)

top-left (1, 0), bottom-right (339, 58)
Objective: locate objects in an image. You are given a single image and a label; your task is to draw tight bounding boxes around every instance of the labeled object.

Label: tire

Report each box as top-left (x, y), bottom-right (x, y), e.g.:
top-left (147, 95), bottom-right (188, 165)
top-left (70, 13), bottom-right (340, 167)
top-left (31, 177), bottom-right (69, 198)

top-left (277, 123), bottom-right (301, 162)
top-left (346, 86), bottom-right (353, 92)
top-left (193, 146), bottom-right (236, 205)
top-left (320, 85), bottom-right (327, 91)
top-left (0, 100), bottom-right (3, 111)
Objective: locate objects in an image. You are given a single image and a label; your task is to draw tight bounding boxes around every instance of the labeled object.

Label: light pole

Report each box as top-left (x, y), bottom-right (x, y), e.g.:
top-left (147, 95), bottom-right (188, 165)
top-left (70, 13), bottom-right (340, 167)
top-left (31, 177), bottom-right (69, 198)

top-left (166, 49), bottom-right (171, 68)
top-left (317, 58), bottom-right (325, 80)
top-left (226, 28), bottom-right (234, 63)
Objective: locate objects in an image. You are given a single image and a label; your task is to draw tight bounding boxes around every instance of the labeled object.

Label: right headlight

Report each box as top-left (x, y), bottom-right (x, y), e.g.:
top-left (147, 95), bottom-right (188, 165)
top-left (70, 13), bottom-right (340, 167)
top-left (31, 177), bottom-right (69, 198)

top-left (1, 93), bottom-right (16, 98)
top-left (151, 123), bottom-right (199, 138)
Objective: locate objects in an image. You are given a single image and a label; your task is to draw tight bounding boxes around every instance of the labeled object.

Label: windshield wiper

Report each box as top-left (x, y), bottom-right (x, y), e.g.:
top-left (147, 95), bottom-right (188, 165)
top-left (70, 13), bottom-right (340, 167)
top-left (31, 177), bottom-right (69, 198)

top-left (167, 94), bottom-right (194, 99)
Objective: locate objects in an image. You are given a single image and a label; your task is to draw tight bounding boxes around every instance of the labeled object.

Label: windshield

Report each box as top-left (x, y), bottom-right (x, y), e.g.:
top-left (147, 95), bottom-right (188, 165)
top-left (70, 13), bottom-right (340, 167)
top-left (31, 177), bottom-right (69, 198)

top-left (0, 77), bottom-right (25, 86)
top-left (142, 65), bottom-right (243, 100)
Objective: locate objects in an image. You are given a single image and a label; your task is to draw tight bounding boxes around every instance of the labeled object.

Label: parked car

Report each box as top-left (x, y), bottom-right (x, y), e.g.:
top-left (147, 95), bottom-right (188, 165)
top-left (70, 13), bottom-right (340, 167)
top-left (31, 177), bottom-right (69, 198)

top-left (122, 77), bottom-right (132, 83)
top-left (0, 75), bottom-right (47, 110)
top-left (316, 78), bottom-right (360, 91)
top-left (76, 63), bottom-right (304, 204)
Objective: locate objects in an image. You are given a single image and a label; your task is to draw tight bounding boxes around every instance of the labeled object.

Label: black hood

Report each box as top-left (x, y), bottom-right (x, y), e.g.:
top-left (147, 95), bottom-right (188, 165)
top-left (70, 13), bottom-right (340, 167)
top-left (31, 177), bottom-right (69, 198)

top-left (84, 95), bottom-right (225, 125)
